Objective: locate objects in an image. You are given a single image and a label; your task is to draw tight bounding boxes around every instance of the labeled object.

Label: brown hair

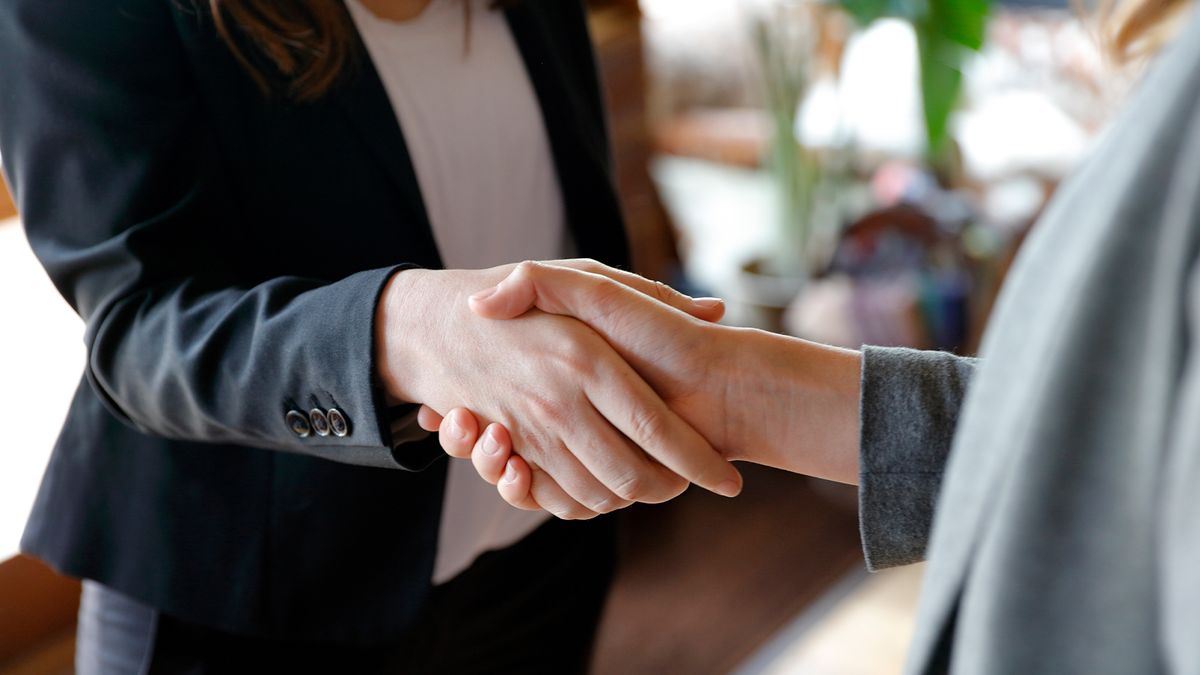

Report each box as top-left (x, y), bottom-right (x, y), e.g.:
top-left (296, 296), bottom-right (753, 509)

top-left (209, 0), bottom-right (513, 102)
top-left (1101, 0), bottom-right (1192, 62)
top-left (211, 0), bottom-right (1189, 101)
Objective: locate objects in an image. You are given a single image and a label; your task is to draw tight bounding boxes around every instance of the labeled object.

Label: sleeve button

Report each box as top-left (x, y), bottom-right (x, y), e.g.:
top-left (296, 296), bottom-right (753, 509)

top-left (309, 408), bottom-right (331, 437)
top-left (328, 408), bottom-right (350, 437)
top-left (286, 410), bottom-right (312, 438)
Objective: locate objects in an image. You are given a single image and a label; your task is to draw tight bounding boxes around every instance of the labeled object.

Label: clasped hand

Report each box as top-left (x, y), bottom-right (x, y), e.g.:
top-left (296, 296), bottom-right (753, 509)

top-left (386, 259), bottom-right (861, 519)
top-left (375, 260), bottom-right (749, 520)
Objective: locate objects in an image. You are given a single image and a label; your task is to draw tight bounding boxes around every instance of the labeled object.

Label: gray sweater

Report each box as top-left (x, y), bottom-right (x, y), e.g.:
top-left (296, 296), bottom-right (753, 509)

top-left (857, 9), bottom-right (1200, 675)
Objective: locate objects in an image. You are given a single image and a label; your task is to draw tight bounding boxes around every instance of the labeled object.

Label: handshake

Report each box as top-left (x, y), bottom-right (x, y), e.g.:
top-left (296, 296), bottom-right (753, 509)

top-left (375, 259), bottom-right (863, 520)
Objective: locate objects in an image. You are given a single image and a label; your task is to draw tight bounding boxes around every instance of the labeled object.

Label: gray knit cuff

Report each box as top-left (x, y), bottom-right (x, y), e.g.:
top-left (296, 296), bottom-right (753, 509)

top-left (858, 346), bottom-right (976, 571)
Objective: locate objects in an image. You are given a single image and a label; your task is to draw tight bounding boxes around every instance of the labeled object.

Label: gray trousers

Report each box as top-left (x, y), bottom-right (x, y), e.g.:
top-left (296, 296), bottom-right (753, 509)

top-left (76, 582), bottom-right (158, 675)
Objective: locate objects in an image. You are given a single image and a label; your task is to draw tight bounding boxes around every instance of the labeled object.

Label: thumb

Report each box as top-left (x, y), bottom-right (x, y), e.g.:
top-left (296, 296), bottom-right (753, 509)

top-left (469, 268), bottom-right (538, 319)
top-left (469, 260), bottom-right (619, 327)
top-left (467, 261), bottom-right (693, 376)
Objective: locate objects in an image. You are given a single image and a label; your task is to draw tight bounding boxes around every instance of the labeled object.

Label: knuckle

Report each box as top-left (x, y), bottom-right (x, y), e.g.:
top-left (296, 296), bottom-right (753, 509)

top-left (649, 473), bottom-right (689, 503)
top-left (611, 472), bottom-right (646, 502)
top-left (629, 406), bottom-right (667, 443)
top-left (569, 507), bottom-right (599, 521)
top-left (587, 493), bottom-right (627, 515)
top-left (553, 506), bottom-right (586, 520)
top-left (514, 259), bottom-right (541, 279)
top-left (588, 278), bottom-right (628, 322)
top-left (552, 338), bottom-right (598, 378)
top-left (653, 280), bottom-right (673, 303)
top-left (575, 257), bottom-right (602, 272)
top-left (527, 393), bottom-right (566, 424)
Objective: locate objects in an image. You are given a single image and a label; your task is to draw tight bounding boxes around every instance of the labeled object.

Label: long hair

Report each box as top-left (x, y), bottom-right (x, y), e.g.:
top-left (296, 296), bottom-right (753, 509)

top-left (1100, 0), bottom-right (1192, 62)
top-left (209, 0), bottom-right (512, 102)
top-left (209, 0), bottom-right (1190, 101)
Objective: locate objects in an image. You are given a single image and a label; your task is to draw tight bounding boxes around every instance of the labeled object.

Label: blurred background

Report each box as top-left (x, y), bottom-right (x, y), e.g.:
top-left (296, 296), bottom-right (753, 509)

top-left (0, 0), bottom-right (1138, 671)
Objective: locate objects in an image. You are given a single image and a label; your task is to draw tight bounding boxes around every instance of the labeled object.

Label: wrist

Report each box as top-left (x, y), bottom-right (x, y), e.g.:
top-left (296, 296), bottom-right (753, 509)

top-left (725, 329), bottom-right (862, 484)
top-left (374, 267), bottom-right (439, 405)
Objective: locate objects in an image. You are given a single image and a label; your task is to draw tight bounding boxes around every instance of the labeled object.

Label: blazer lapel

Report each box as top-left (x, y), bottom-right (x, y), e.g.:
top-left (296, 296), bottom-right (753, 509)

top-left (331, 35), bottom-right (443, 265)
top-left (504, 2), bottom-right (631, 269)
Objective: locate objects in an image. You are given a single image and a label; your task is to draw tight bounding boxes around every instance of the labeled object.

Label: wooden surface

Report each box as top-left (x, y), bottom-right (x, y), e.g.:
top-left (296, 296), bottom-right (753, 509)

top-left (0, 633), bottom-right (74, 675)
top-left (592, 465), bottom-right (863, 674)
top-left (0, 177), bottom-right (14, 221)
top-left (0, 555), bottom-right (79, 671)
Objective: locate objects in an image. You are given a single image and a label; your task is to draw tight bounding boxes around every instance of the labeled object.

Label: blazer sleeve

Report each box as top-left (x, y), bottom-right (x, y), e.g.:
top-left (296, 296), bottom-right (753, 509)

top-left (0, 0), bottom-right (413, 468)
top-left (1159, 261), bottom-right (1200, 674)
top-left (857, 346), bottom-right (977, 570)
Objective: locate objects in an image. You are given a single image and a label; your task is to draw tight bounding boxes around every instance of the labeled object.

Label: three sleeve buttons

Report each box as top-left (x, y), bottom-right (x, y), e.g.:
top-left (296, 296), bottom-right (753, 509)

top-left (286, 407), bottom-right (351, 439)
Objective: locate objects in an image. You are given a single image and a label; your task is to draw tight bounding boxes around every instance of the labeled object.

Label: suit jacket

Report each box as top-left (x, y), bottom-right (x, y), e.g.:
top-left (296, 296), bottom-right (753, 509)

top-left (0, 0), bottom-right (628, 644)
top-left (855, 8), bottom-right (1200, 672)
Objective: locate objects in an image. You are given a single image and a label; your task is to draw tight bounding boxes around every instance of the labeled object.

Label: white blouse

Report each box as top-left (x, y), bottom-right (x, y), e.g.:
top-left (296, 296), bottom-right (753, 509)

top-left (347, 0), bottom-right (564, 584)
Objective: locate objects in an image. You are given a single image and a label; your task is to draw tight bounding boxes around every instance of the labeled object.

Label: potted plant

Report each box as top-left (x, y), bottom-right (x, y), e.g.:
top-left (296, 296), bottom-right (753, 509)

top-left (735, 1), bottom-right (843, 330)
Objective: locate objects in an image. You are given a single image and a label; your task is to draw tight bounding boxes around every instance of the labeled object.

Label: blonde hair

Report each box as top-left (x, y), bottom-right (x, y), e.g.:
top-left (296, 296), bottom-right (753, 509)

top-left (1102, 0), bottom-right (1193, 62)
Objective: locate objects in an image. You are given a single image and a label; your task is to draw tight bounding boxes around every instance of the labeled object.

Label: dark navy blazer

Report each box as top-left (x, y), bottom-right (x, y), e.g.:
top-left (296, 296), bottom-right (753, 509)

top-left (0, 0), bottom-right (628, 643)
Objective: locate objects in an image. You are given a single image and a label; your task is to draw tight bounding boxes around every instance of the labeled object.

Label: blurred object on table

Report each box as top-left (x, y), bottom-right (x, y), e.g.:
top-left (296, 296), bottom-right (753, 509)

top-left (786, 163), bottom-right (978, 353)
top-left (736, 0), bottom-right (845, 328)
top-left (646, 2), bottom-right (1134, 347)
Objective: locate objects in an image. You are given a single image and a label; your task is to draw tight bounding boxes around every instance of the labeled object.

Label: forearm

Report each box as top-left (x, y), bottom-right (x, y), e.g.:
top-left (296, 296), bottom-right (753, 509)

top-left (721, 328), bottom-right (862, 484)
top-left (89, 267), bottom-right (406, 463)
top-left (0, 0), bottom-right (409, 465)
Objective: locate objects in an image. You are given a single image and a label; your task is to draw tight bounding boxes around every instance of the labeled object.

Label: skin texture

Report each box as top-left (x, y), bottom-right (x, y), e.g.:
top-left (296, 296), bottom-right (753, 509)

top-left (376, 260), bottom-right (744, 520)
top-left (420, 261), bottom-right (863, 515)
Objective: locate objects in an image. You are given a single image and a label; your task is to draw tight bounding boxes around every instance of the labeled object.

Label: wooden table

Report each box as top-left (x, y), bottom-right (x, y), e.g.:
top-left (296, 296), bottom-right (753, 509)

top-left (0, 176), bottom-right (15, 221)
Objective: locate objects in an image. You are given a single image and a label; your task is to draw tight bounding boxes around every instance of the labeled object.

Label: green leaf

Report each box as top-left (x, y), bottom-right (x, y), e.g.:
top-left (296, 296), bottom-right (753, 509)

top-left (916, 25), bottom-right (964, 155)
top-left (930, 0), bottom-right (988, 50)
top-left (836, 0), bottom-right (989, 157)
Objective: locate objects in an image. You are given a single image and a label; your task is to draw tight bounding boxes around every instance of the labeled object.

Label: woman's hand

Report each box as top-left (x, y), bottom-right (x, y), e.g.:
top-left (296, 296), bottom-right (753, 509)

top-left (375, 260), bottom-right (744, 519)
top-left (421, 261), bottom-right (863, 514)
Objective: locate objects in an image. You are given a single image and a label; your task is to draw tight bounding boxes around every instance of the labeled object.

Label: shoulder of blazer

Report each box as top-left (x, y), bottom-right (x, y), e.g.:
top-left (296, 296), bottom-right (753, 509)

top-left (0, 0), bottom-right (209, 268)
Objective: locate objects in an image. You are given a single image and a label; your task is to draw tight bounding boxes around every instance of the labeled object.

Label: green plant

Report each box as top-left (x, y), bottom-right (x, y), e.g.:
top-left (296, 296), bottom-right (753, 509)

top-left (751, 7), bottom-right (821, 277)
top-left (838, 0), bottom-right (990, 158)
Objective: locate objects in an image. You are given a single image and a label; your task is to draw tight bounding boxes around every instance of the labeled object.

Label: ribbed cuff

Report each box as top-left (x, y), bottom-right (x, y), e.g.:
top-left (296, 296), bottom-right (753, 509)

top-left (857, 346), bottom-right (977, 570)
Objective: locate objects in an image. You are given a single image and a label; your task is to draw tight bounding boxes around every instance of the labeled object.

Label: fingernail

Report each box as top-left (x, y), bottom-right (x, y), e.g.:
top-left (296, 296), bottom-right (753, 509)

top-left (470, 286), bottom-right (498, 302)
top-left (482, 428), bottom-right (502, 455)
top-left (501, 462), bottom-right (518, 484)
top-left (716, 479), bottom-right (741, 498)
top-left (450, 419), bottom-right (469, 441)
top-left (695, 297), bottom-right (724, 309)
